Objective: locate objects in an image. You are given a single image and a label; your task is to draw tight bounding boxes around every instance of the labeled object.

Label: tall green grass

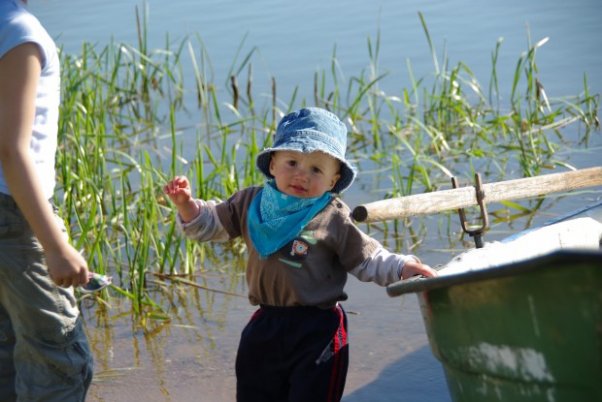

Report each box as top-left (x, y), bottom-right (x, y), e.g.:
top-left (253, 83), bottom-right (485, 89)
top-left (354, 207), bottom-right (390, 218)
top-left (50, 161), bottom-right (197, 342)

top-left (57, 10), bottom-right (599, 324)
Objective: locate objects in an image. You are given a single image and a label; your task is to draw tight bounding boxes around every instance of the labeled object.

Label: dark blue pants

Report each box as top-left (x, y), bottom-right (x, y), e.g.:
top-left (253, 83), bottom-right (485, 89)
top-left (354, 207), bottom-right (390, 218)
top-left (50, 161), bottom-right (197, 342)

top-left (236, 304), bottom-right (349, 402)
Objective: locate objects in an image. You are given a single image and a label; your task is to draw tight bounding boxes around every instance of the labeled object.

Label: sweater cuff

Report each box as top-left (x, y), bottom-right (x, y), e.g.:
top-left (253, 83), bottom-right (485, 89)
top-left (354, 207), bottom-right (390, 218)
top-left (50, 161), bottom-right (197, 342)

top-left (176, 199), bottom-right (205, 228)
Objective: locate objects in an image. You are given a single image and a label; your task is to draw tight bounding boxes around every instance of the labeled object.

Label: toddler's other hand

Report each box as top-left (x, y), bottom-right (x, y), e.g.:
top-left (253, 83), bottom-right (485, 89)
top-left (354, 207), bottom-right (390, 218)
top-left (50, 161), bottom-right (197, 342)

top-left (401, 259), bottom-right (438, 280)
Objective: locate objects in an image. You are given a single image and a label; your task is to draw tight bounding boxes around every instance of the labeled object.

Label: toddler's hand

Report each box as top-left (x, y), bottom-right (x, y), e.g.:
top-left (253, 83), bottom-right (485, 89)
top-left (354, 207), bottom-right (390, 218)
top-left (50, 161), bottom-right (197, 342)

top-left (164, 176), bottom-right (200, 222)
top-left (401, 259), bottom-right (438, 280)
top-left (164, 176), bottom-right (193, 206)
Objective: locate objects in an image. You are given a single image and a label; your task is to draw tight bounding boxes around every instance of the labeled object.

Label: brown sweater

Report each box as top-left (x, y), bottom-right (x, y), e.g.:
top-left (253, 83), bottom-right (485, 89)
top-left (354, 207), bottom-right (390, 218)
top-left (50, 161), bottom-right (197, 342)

top-left (214, 187), bottom-right (381, 308)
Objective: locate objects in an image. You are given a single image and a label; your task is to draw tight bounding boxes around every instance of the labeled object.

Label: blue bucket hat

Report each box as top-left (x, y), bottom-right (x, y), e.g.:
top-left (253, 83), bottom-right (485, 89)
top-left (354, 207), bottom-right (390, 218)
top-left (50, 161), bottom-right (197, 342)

top-left (256, 107), bottom-right (357, 194)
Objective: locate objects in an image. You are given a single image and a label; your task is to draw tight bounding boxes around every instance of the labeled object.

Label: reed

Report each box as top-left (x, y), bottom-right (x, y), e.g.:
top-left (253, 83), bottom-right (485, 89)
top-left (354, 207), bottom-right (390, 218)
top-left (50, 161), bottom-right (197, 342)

top-left (56, 11), bottom-right (599, 324)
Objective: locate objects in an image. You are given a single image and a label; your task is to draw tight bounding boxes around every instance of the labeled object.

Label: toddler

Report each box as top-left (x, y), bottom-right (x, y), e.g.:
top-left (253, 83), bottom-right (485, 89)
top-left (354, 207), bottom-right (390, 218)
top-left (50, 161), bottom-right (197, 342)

top-left (164, 107), bottom-right (437, 402)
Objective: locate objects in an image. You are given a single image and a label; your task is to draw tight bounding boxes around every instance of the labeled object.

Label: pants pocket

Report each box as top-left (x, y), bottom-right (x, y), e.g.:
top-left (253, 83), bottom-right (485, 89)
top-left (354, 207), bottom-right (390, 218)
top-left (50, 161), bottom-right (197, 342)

top-left (17, 327), bottom-right (93, 401)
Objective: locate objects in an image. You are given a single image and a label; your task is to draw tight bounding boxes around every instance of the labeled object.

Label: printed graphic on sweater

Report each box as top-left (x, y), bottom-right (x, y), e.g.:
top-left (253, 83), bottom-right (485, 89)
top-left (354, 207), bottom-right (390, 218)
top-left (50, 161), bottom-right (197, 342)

top-left (278, 230), bottom-right (318, 267)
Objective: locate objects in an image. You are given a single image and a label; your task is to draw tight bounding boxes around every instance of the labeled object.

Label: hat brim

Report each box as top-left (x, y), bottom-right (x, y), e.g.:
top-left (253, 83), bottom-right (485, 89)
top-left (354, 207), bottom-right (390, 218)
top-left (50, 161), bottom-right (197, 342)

top-left (256, 147), bottom-right (356, 194)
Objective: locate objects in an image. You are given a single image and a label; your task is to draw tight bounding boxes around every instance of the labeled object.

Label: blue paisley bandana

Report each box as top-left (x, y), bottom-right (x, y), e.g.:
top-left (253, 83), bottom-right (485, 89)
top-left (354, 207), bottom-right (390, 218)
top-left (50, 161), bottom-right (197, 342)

top-left (247, 181), bottom-right (332, 258)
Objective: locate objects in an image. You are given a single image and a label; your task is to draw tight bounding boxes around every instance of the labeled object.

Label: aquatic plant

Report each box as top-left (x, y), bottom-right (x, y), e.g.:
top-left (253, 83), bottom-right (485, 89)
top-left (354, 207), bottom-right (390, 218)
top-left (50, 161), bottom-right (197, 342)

top-left (56, 7), bottom-right (599, 325)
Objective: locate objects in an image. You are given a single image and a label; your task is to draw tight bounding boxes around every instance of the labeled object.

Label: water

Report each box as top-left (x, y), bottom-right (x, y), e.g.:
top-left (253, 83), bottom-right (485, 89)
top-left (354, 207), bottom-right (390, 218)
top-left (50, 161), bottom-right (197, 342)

top-left (30, 0), bottom-right (602, 101)
top-left (25, 1), bottom-right (602, 401)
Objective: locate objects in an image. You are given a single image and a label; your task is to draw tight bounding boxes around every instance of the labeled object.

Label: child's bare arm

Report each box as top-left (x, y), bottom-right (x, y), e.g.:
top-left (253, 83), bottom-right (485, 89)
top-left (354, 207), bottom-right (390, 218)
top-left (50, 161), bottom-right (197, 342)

top-left (164, 176), bottom-right (200, 222)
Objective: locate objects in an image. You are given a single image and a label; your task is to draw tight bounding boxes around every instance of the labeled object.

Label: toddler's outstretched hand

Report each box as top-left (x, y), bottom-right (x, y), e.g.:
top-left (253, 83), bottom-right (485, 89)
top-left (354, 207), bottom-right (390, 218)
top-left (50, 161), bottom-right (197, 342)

top-left (164, 176), bottom-right (193, 205)
top-left (164, 176), bottom-right (200, 222)
top-left (401, 259), bottom-right (438, 280)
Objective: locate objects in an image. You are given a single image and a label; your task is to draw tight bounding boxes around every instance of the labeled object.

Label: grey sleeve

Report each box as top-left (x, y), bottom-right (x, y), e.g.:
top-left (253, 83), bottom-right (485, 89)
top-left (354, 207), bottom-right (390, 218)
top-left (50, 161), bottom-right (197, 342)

top-left (177, 199), bottom-right (230, 242)
top-left (348, 247), bottom-right (419, 286)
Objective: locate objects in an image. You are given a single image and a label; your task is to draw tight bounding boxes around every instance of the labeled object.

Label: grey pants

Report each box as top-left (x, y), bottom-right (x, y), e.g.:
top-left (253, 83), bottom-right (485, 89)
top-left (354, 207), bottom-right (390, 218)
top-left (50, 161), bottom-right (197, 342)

top-left (0, 193), bottom-right (93, 401)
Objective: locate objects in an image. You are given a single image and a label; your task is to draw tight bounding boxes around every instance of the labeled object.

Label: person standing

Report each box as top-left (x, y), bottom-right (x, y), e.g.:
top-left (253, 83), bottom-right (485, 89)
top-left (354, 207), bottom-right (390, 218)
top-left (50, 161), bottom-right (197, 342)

top-left (0, 0), bottom-right (93, 400)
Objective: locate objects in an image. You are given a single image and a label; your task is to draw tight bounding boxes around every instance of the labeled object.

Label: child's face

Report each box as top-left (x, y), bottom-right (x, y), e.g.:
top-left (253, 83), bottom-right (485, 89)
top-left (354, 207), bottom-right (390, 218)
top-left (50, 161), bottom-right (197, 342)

top-left (269, 151), bottom-right (341, 198)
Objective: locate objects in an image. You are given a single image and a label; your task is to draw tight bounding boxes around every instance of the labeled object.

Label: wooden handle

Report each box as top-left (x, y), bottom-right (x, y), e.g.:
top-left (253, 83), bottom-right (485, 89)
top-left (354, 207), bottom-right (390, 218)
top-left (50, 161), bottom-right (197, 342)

top-left (352, 166), bottom-right (602, 222)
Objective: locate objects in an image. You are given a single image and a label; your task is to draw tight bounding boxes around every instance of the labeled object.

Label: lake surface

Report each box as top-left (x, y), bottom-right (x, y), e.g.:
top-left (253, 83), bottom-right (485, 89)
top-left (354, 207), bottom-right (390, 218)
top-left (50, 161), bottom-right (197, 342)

top-left (26, 1), bottom-right (602, 401)
top-left (31, 0), bottom-right (602, 102)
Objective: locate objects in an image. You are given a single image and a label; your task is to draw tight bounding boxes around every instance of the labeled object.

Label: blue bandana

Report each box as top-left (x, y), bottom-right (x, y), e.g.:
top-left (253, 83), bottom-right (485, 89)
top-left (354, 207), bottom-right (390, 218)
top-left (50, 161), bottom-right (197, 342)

top-left (247, 181), bottom-right (332, 258)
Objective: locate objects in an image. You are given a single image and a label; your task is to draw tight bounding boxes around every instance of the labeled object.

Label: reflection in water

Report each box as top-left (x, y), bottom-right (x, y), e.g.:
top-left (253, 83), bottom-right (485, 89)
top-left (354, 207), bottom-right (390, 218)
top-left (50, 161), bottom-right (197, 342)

top-left (83, 278), bottom-right (248, 401)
